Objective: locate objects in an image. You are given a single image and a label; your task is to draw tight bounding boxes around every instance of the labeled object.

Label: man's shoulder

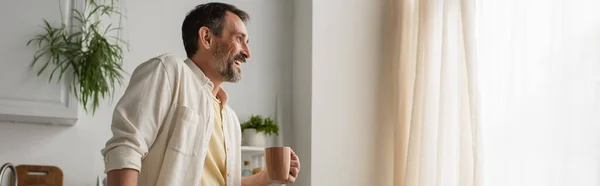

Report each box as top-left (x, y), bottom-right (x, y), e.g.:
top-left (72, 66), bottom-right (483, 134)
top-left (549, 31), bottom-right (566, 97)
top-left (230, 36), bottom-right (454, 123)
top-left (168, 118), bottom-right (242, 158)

top-left (134, 53), bottom-right (189, 75)
top-left (139, 53), bottom-right (185, 68)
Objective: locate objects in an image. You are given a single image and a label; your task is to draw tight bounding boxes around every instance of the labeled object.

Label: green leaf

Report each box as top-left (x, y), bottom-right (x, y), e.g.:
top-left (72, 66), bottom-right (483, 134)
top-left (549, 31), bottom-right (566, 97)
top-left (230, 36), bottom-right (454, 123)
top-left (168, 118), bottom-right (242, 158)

top-left (36, 55), bottom-right (53, 76)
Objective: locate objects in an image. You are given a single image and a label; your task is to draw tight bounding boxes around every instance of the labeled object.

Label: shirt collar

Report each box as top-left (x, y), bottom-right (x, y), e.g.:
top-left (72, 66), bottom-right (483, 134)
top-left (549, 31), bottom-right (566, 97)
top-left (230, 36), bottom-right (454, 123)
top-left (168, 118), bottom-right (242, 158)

top-left (184, 58), bottom-right (229, 104)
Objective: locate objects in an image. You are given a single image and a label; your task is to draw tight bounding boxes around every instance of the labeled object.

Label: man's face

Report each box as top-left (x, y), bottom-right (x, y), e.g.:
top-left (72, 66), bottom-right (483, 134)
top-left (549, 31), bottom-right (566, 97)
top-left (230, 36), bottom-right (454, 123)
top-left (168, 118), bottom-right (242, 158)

top-left (211, 12), bottom-right (251, 83)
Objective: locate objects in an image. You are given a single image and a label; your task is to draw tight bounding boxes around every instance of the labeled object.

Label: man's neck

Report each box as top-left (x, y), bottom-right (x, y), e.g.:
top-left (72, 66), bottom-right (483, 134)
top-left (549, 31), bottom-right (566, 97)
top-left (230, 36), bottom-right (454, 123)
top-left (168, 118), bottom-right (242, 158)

top-left (190, 57), bottom-right (223, 97)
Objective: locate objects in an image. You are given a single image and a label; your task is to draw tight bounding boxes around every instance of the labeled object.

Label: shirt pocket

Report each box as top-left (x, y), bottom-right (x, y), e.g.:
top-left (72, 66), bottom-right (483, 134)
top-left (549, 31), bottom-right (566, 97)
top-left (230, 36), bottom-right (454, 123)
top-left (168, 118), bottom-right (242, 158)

top-left (167, 105), bottom-right (204, 157)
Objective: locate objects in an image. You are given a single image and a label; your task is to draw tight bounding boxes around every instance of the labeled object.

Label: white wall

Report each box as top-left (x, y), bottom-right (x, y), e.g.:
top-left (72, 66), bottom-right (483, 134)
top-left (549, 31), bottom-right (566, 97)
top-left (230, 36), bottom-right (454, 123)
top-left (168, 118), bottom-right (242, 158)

top-left (0, 0), bottom-right (293, 185)
top-left (1, 0), bottom-right (391, 185)
top-left (310, 0), bottom-right (386, 185)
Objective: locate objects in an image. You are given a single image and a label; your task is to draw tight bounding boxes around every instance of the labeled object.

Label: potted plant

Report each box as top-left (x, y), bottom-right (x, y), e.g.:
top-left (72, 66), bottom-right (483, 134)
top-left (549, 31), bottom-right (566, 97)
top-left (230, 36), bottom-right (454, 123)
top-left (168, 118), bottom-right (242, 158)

top-left (241, 114), bottom-right (279, 147)
top-left (27, 0), bottom-right (128, 114)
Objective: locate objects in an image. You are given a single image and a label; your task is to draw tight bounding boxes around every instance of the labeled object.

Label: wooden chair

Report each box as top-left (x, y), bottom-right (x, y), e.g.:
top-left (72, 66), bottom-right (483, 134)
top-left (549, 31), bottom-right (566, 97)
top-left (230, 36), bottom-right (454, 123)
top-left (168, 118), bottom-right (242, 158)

top-left (16, 165), bottom-right (62, 186)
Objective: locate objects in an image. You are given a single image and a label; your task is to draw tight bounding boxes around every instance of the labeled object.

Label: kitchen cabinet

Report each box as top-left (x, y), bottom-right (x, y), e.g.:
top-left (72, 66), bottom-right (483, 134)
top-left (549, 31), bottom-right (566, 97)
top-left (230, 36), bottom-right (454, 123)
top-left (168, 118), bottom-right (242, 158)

top-left (0, 0), bottom-right (81, 125)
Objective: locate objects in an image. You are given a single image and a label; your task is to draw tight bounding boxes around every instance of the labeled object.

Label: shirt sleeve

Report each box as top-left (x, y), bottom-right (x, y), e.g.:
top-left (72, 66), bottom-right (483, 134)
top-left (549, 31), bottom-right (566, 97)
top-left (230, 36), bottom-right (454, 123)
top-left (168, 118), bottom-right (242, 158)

top-left (101, 58), bottom-right (173, 172)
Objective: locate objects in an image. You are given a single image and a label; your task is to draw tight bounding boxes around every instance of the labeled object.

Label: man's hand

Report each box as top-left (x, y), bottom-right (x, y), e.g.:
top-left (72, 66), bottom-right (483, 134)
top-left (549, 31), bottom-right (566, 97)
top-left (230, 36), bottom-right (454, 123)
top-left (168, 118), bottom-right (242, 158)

top-left (286, 149), bottom-right (301, 183)
top-left (242, 149), bottom-right (301, 186)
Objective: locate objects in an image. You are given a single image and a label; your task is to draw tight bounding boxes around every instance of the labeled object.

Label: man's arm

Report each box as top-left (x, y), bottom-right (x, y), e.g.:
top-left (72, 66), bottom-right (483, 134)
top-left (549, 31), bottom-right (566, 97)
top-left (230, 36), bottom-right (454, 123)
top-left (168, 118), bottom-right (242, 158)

top-left (106, 168), bottom-right (139, 186)
top-left (102, 59), bottom-right (173, 186)
top-left (241, 170), bottom-right (270, 186)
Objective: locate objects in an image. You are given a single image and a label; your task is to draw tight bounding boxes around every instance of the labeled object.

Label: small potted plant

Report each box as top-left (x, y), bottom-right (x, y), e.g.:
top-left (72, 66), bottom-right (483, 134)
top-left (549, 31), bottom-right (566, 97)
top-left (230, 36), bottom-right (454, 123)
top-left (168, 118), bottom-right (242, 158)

top-left (241, 114), bottom-right (279, 147)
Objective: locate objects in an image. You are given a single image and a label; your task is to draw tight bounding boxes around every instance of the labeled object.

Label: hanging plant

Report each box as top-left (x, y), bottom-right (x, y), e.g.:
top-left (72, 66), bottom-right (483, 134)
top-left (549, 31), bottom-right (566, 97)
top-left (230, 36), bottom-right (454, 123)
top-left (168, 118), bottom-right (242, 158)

top-left (27, 0), bottom-right (128, 114)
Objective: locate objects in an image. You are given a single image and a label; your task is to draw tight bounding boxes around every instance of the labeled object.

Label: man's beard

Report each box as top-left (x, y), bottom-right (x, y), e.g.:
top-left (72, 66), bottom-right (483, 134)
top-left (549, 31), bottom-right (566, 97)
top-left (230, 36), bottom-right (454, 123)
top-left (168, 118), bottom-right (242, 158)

top-left (212, 42), bottom-right (243, 83)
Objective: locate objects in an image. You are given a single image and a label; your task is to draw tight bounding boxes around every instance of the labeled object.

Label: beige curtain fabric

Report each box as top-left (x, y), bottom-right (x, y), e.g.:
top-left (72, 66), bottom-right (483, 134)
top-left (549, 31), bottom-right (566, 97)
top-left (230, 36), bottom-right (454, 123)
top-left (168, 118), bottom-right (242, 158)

top-left (386, 0), bottom-right (482, 185)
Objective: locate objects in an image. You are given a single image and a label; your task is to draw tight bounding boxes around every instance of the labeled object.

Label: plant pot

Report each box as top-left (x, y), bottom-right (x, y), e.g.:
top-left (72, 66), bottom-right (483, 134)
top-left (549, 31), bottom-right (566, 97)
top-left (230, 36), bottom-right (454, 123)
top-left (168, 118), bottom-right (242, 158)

top-left (242, 129), bottom-right (266, 147)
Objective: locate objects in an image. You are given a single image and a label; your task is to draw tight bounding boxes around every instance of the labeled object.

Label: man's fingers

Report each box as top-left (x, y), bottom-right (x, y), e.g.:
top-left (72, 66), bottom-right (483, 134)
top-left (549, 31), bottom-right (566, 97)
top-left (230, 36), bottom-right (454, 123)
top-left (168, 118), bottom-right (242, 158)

top-left (286, 175), bottom-right (296, 184)
top-left (290, 148), bottom-right (301, 172)
top-left (291, 160), bottom-right (300, 168)
top-left (290, 149), bottom-right (299, 159)
top-left (290, 149), bottom-right (300, 170)
top-left (288, 148), bottom-right (300, 184)
top-left (290, 167), bottom-right (299, 177)
top-left (286, 167), bottom-right (298, 184)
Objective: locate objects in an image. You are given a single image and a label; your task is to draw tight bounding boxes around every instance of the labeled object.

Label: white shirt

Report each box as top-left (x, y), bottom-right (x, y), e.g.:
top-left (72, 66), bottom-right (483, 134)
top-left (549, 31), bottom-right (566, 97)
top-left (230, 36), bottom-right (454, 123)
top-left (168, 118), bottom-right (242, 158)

top-left (101, 53), bottom-right (242, 186)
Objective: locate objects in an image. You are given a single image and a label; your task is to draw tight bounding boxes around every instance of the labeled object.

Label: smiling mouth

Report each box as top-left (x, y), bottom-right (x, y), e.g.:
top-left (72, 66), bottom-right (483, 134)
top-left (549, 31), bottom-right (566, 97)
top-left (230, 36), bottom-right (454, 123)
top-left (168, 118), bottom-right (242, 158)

top-left (232, 60), bottom-right (242, 71)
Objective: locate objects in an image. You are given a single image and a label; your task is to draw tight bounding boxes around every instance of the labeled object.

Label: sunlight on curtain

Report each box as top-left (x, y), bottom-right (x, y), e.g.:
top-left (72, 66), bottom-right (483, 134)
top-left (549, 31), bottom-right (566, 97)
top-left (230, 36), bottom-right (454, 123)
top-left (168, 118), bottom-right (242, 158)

top-left (386, 0), bottom-right (482, 185)
top-left (476, 0), bottom-right (600, 185)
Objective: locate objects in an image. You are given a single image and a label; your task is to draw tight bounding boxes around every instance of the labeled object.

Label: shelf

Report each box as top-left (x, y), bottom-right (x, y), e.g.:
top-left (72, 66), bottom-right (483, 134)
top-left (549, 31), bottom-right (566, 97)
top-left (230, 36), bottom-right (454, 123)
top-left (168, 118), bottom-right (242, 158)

top-left (241, 146), bottom-right (265, 156)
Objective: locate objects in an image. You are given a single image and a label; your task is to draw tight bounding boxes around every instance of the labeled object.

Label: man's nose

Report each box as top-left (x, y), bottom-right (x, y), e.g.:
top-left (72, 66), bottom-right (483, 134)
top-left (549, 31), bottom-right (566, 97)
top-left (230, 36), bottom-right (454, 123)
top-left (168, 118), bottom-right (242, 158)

top-left (242, 43), bottom-right (251, 59)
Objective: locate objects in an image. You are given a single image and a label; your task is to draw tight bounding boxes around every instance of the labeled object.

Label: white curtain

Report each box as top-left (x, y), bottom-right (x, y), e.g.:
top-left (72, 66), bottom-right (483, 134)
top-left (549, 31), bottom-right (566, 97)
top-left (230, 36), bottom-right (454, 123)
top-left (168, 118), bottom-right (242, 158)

top-left (476, 0), bottom-right (600, 186)
top-left (387, 0), bottom-right (482, 185)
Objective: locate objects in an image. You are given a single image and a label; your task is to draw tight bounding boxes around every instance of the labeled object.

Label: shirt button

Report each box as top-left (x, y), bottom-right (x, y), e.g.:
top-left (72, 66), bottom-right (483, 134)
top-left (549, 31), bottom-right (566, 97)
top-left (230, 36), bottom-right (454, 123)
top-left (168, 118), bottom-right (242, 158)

top-left (227, 172), bottom-right (231, 177)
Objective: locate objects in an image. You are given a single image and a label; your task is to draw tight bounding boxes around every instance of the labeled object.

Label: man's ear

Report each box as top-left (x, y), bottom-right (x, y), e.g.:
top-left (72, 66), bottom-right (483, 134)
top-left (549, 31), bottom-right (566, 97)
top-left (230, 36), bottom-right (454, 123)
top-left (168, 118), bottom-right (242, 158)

top-left (198, 26), bottom-right (212, 49)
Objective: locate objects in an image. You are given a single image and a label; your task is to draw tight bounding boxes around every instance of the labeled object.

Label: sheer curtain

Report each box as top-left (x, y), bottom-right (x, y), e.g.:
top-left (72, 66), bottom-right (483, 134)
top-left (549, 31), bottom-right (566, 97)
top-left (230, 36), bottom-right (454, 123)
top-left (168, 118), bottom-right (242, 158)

top-left (476, 0), bottom-right (600, 185)
top-left (386, 0), bottom-right (483, 185)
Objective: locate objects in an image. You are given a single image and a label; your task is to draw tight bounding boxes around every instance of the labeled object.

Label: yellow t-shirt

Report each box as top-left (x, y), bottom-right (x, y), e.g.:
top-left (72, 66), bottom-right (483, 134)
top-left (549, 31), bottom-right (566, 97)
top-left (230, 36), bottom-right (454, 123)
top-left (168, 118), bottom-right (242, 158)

top-left (200, 96), bottom-right (227, 186)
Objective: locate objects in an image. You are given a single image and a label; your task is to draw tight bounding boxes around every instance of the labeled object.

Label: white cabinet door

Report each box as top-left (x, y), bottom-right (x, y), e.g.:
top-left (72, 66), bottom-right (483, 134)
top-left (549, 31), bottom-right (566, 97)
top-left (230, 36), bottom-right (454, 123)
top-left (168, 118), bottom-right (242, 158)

top-left (0, 0), bottom-right (79, 125)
